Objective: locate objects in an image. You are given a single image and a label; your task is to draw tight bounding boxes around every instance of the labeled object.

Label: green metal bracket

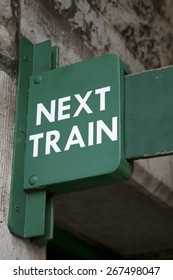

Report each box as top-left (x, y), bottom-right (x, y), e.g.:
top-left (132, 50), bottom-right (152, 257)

top-left (8, 38), bottom-right (59, 245)
top-left (23, 53), bottom-right (133, 194)
top-left (125, 67), bottom-right (173, 159)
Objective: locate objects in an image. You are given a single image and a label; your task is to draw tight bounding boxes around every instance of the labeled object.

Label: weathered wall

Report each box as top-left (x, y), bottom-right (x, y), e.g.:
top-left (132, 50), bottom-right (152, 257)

top-left (1, 0), bottom-right (173, 259)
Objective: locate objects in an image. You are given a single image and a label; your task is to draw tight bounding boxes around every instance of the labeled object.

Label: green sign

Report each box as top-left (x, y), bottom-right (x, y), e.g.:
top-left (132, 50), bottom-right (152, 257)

top-left (8, 38), bottom-right (173, 243)
top-left (24, 54), bottom-right (133, 193)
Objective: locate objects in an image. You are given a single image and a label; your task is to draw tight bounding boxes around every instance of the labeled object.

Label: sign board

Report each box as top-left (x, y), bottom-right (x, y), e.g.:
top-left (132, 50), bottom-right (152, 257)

top-left (24, 54), bottom-right (133, 193)
top-left (9, 37), bottom-right (173, 243)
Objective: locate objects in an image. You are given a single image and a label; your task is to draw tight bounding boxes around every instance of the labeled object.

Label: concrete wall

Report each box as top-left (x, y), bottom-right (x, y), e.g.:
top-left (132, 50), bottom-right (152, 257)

top-left (1, 0), bottom-right (173, 259)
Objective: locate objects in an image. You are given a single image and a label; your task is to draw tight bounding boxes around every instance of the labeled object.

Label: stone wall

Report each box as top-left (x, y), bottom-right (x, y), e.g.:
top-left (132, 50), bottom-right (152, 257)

top-left (1, 0), bottom-right (173, 259)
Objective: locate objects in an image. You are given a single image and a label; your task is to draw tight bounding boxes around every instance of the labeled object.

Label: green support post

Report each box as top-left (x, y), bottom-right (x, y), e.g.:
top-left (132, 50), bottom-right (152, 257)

top-left (8, 38), bottom-right (59, 245)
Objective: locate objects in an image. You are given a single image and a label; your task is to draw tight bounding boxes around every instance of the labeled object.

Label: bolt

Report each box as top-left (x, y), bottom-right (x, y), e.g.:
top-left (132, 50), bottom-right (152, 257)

top-left (23, 55), bottom-right (28, 62)
top-left (29, 175), bottom-right (38, 186)
top-left (34, 76), bottom-right (43, 85)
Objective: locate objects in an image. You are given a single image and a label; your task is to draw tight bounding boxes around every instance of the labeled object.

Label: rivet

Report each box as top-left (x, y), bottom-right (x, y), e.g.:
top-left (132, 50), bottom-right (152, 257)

top-left (15, 205), bottom-right (19, 212)
top-left (20, 127), bottom-right (25, 133)
top-left (34, 76), bottom-right (43, 84)
top-left (29, 175), bottom-right (38, 186)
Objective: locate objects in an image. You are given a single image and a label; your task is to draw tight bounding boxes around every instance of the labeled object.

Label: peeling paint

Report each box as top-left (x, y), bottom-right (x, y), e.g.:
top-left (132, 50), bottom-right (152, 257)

top-left (144, 150), bottom-right (173, 158)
